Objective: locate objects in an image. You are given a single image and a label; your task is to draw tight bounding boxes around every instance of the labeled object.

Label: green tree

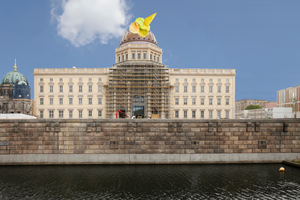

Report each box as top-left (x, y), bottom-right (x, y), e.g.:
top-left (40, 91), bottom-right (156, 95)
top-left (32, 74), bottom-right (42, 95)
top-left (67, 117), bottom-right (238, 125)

top-left (245, 104), bottom-right (262, 110)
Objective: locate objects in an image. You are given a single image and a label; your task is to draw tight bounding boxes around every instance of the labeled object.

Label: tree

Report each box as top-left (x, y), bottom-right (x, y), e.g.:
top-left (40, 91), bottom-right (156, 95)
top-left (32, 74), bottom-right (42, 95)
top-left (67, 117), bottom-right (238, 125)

top-left (245, 104), bottom-right (262, 110)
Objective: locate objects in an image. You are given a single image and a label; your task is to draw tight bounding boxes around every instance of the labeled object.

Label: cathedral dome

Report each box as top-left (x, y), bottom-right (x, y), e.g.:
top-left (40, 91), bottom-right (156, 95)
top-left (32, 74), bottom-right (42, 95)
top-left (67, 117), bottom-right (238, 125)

top-left (0, 62), bottom-right (29, 86)
top-left (119, 30), bottom-right (158, 47)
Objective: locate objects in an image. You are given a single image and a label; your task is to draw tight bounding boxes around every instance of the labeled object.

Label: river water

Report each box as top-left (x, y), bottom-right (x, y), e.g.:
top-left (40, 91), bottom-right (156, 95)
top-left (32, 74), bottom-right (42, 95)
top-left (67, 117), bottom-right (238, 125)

top-left (0, 164), bottom-right (299, 199)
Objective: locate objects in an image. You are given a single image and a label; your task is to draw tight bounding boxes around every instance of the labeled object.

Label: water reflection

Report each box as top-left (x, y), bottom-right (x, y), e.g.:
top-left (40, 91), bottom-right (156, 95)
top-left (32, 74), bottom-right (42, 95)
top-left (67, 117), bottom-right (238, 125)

top-left (0, 164), bottom-right (299, 199)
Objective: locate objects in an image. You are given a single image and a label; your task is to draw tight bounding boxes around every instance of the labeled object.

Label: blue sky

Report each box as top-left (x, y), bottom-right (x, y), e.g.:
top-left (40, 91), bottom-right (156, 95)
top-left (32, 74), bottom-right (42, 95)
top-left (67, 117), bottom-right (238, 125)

top-left (1, 0), bottom-right (300, 101)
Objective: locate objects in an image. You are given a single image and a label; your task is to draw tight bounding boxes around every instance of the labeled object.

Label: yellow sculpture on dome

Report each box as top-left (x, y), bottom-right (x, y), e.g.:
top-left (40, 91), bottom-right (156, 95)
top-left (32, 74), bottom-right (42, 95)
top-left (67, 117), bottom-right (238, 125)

top-left (129, 13), bottom-right (156, 37)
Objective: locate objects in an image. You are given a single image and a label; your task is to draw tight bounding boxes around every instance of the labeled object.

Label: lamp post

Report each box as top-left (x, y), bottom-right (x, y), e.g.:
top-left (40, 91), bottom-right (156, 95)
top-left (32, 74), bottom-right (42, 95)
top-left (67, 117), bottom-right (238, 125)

top-left (293, 99), bottom-right (297, 118)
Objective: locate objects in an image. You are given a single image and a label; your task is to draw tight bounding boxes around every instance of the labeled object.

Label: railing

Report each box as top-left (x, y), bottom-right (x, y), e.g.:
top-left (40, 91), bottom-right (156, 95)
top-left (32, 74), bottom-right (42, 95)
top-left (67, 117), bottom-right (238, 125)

top-left (34, 68), bottom-right (109, 74)
top-left (169, 69), bottom-right (236, 75)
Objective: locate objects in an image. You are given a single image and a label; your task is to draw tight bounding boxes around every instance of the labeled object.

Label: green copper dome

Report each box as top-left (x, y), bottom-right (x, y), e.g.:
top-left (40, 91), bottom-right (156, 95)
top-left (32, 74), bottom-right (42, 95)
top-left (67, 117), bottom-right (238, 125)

top-left (0, 62), bottom-right (29, 86)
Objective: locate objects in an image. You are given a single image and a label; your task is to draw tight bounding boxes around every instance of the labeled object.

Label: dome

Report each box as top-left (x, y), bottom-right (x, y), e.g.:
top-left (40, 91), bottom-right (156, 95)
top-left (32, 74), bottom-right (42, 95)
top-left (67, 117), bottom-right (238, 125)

top-left (0, 62), bottom-right (29, 86)
top-left (119, 30), bottom-right (158, 47)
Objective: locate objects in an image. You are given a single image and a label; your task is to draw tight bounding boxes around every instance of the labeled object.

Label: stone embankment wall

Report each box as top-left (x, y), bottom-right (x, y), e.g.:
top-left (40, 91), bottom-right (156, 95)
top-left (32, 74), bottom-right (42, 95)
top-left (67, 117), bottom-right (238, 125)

top-left (0, 119), bottom-right (299, 164)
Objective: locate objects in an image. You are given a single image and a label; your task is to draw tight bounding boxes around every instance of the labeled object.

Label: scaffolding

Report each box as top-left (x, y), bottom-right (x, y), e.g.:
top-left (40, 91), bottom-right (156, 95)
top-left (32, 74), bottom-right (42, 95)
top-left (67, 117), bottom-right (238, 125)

top-left (106, 60), bottom-right (170, 119)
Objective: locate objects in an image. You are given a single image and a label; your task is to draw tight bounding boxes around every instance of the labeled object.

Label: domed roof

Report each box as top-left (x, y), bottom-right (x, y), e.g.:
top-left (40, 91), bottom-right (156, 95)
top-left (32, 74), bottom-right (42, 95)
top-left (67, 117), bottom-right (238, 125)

top-left (120, 30), bottom-right (158, 47)
top-left (0, 62), bottom-right (29, 86)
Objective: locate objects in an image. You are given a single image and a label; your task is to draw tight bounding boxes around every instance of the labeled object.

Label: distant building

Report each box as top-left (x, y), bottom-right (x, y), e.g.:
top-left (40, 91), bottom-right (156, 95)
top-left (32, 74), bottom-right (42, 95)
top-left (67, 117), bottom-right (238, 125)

top-left (236, 107), bottom-right (292, 119)
top-left (277, 85), bottom-right (300, 118)
top-left (0, 61), bottom-right (32, 115)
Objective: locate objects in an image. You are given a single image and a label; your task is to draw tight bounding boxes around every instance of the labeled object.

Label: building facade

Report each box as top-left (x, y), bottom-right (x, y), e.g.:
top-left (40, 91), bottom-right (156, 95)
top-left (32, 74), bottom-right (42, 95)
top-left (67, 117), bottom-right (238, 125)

top-left (277, 85), bottom-right (300, 118)
top-left (34, 31), bottom-right (236, 119)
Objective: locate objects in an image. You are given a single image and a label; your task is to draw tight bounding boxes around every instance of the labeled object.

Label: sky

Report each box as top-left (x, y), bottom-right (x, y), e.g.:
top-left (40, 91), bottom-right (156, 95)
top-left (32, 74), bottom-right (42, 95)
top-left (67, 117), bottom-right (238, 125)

top-left (1, 0), bottom-right (300, 101)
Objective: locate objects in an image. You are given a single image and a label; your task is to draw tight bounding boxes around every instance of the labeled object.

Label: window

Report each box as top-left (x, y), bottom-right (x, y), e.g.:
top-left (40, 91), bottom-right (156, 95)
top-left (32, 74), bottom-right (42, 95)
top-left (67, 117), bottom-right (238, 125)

top-left (157, 57), bottom-right (159, 62)
top-left (217, 111), bottom-right (221, 118)
top-left (201, 98), bottom-right (204, 105)
top-left (175, 86), bottom-right (179, 93)
top-left (98, 85), bottom-right (102, 92)
top-left (209, 79), bottom-right (212, 82)
top-left (226, 86), bottom-right (229, 93)
top-left (184, 86), bottom-right (187, 93)
top-left (69, 85), bottom-right (73, 92)
top-left (69, 110), bottom-right (73, 118)
top-left (192, 111), bottom-right (196, 118)
top-left (40, 86), bottom-right (44, 93)
top-left (59, 85), bottom-right (63, 92)
top-left (154, 55), bottom-right (156, 61)
top-left (226, 79), bottom-right (229, 83)
top-left (122, 55), bottom-right (124, 61)
top-left (79, 78), bottom-right (82, 82)
top-left (89, 78), bottom-right (92, 81)
top-left (69, 98), bottom-right (73, 105)
top-left (176, 78), bottom-right (179, 82)
top-left (209, 111), bottom-right (213, 119)
top-left (88, 110), bottom-right (92, 117)
top-left (226, 111), bottom-right (229, 118)
top-left (98, 98), bottom-right (102, 105)
top-left (50, 98), bottom-right (53, 105)
top-left (50, 78), bottom-right (53, 82)
top-left (89, 85), bottom-right (92, 92)
top-left (79, 110), bottom-right (82, 118)
top-left (126, 54), bottom-right (128, 60)
top-left (184, 111), bottom-right (187, 118)
top-left (98, 78), bottom-right (102, 82)
top-left (40, 78), bottom-right (43, 81)
top-left (184, 78), bottom-right (187, 82)
top-left (209, 86), bottom-right (213, 93)
top-left (49, 110), bottom-right (54, 118)
top-left (60, 78), bottom-right (63, 81)
top-left (218, 79), bottom-right (221, 83)
top-left (217, 86), bottom-right (221, 93)
top-left (184, 98), bottom-right (187, 105)
top-left (193, 78), bottom-right (196, 82)
top-left (201, 78), bottom-right (204, 82)
top-left (192, 98), bottom-right (196, 105)
top-left (201, 86), bottom-right (204, 93)
top-left (138, 53), bottom-right (141, 59)
top-left (69, 78), bottom-right (72, 81)
top-left (150, 54), bottom-right (152, 60)
top-left (175, 98), bottom-right (179, 105)
top-left (39, 111), bottom-right (43, 119)
top-left (89, 98), bottom-right (92, 105)
top-left (59, 110), bottom-right (64, 118)
top-left (143, 53), bottom-right (146, 59)
top-left (98, 110), bottom-right (102, 117)
top-left (192, 86), bottom-right (196, 93)
top-left (79, 98), bottom-right (82, 105)
top-left (217, 98), bottom-right (221, 105)
top-left (132, 53), bottom-right (135, 59)
top-left (175, 111), bottom-right (179, 118)
top-left (40, 98), bottom-right (44, 105)
top-left (50, 85), bottom-right (53, 93)
top-left (79, 85), bottom-right (82, 92)
top-left (226, 98), bottom-right (229, 105)
top-left (118, 56), bottom-right (120, 62)
top-left (201, 111), bottom-right (204, 118)
top-left (59, 98), bottom-right (63, 105)
top-left (209, 98), bottom-right (213, 105)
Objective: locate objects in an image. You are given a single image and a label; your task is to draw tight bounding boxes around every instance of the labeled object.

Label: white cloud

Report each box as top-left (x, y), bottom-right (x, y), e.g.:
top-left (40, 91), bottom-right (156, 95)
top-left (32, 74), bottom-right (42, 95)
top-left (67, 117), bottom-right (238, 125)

top-left (51, 0), bottom-right (131, 47)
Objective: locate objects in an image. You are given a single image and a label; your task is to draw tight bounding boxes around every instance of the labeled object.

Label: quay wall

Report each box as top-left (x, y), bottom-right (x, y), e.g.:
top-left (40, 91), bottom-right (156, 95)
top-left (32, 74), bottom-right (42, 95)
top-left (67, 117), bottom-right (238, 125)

top-left (0, 119), bottom-right (300, 164)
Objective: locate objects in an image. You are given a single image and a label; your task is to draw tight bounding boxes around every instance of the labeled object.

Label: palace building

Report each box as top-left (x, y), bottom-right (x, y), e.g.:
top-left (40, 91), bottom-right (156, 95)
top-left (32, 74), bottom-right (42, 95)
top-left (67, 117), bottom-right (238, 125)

top-left (33, 30), bottom-right (236, 119)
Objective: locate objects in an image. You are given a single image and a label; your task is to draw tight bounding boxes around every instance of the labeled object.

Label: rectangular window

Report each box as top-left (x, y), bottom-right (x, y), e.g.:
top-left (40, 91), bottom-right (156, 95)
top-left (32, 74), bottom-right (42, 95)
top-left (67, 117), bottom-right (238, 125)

top-left (154, 55), bottom-right (156, 61)
top-left (143, 53), bottom-right (146, 59)
top-left (217, 86), bottom-right (221, 93)
top-left (79, 85), bottom-right (82, 92)
top-left (184, 111), bottom-right (187, 118)
top-left (39, 111), bottom-right (43, 119)
top-left (98, 110), bottom-right (102, 117)
top-left (138, 53), bottom-right (141, 59)
top-left (89, 98), bottom-right (92, 105)
top-left (175, 86), bottom-right (179, 93)
top-left (69, 110), bottom-right (73, 118)
top-left (49, 98), bottom-right (53, 105)
top-left (88, 110), bottom-right (92, 117)
top-left (192, 98), bottom-right (196, 105)
top-left (201, 98), bottom-right (204, 105)
top-left (209, 98), bottom-right (212, 105)
top-left (175, 98), bottom-right (179, 105)
top-left (69, 85), bottom-right (73, 92)
top-left (175, 111), bottom-right (179, 118)
top-left (226, 111), bottom-right (229, 119)
top-left (126, 54), bottom-right (128, 60)
top-left (98, 85), bottom-right (102, 92)
top-left (150, 54), bottom-right (152, 60)
top-left (79, 98), bottom-right (82, 105)
top-left (132, 53), bottom-right (135, 59)
top-left (201, 111), bottom-right (204, 118)
top-left (201, 86), bottom-right (204, 93)
top-left (59, 110), bottom-right (64, 118)
top-left (157, 57), bottom-right (159, 62)
top-left (59, 85), bottom-right (63, 92)
top-left (209, 111), bottom-right (213, 119)
top-left (122, 55), bottom-right (124, 61)
top-left (192, 111), bottom-right (196, 118)
top-left (184, 98), bottom-right (187, 105)
top-left (69, 98), bottom-right (73, 105)
top-left (49, 110), bottom-right (54, 118)
top-left (226, 98), bottom-right (229, 105)
top-left (49, 85), bottom-right (53, 93)
top-left (217, 111), bottom-right (221, 118)
top-left (209, 86), bottom-right (213, 93)
top-left (192, 86), bottom-right (196, 93)
top-left (226, 86), bottom-right (229, 93)
top-left (184, 86), bottom-right (187, 93)
top-left (98, 98), bottom-right (102, 105)
top-left (59, 98), bottom-right (63, 105)
top-left (89, 85), bottom-right (92, 92)
top-left (217, 98), bottom-right (221, 105)
top-left (79, 110), bottom-right (82, 118)
top-left (40, 98), bottom-right (44, 105)
top-left (40, 86), bottom-right (44, 93)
